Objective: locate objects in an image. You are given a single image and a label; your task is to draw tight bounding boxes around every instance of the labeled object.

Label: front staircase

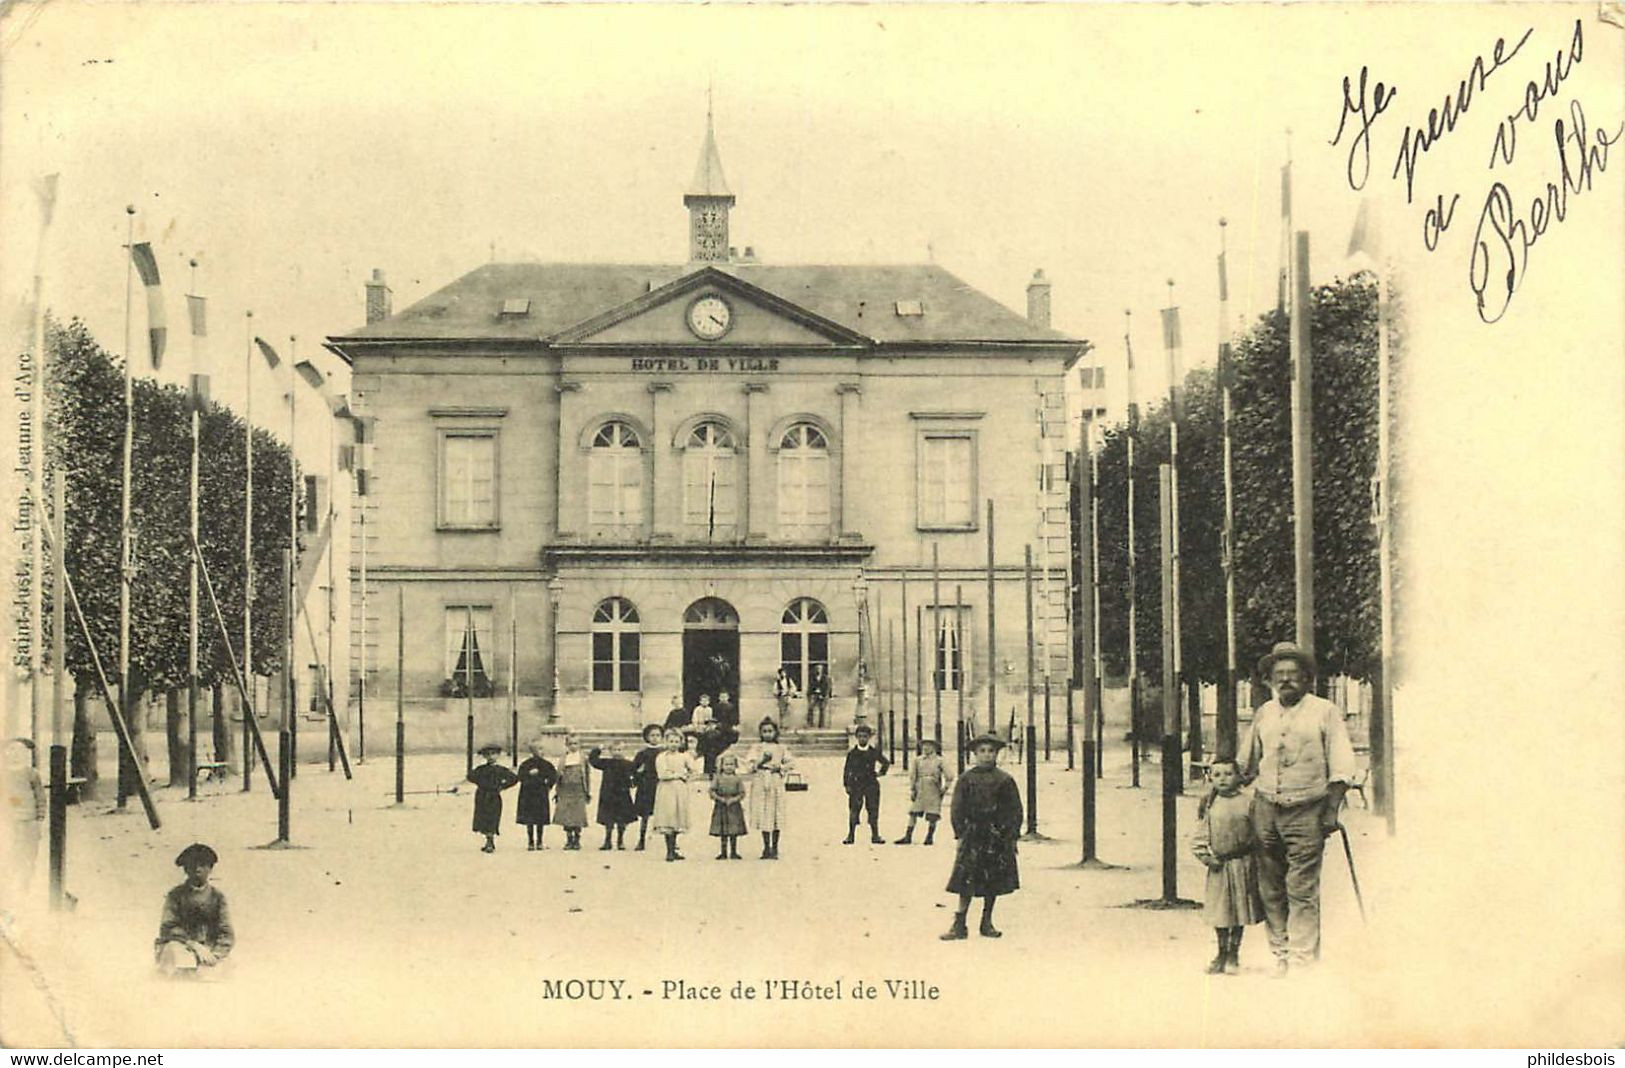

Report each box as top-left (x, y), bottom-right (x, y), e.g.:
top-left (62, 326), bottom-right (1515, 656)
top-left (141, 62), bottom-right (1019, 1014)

top-left (566, 727), bottom-right (854, 755)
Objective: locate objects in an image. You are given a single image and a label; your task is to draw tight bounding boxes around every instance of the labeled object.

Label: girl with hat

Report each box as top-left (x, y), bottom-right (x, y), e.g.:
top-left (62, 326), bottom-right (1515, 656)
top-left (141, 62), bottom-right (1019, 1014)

top-left (468, 743), bottom-right (519, 853)
top-left (744, 717), bottom-right (794, 859)
top-left (552, 732), bottom-right (591, 850)
top-left (155, 843), bottom-right (233, 977)
top-left (515, 740), bottom-right (558, 851)
top-left (896, 737), bottom-right (949, 846)
top-left (629, 723), bottom-right (665, 851)
top-left (941, 733), bottom-right (1023, 940)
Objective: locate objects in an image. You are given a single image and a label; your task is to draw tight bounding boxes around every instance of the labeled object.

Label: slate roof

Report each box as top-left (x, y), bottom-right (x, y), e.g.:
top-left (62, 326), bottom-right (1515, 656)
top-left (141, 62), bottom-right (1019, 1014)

top-left (337, 262), bottom-right (1079, 345)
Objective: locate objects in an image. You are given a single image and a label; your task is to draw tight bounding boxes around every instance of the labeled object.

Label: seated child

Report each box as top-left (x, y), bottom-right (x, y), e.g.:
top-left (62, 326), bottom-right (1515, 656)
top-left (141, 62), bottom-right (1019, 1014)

top-left (155, 843), bottom-right (234, 978)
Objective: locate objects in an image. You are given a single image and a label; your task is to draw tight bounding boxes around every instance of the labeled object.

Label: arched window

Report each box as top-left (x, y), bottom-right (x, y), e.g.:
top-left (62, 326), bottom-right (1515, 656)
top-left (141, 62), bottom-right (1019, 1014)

top-left (591, 597), bottom-right (640, 693)
top-left (776, 423), bottom-right (830, 540)
top-left (588, 421), bottom-right (643, 532)
top-left (682, 421), bottom-right (737, 539)
top-left (779, 597), bottom-right (829, 692)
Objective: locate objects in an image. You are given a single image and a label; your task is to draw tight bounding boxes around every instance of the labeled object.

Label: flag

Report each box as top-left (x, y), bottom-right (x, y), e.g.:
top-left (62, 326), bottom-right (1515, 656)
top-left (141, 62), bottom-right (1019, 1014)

top-left (186, 294), bottom-right (207, 337)
top-left (1278, 161), bottom-right (1293, 314)
top-left (1347, 197), bottom-right (1383, 263)
top-left (254, 337), bottom-right (281, 369)
top-left (1161, 306), bottom-right (1184, 421)
top-left (129, 242), bottom-right (167, 369)
top-left (35, 174), bottom-right (59, 227)
top-left (1124, 324), bottom-right (1140, 430)
top-left (189, 374), bottom-right (211, 412)
top-left (1217, 250), bottom-right (1237, 390)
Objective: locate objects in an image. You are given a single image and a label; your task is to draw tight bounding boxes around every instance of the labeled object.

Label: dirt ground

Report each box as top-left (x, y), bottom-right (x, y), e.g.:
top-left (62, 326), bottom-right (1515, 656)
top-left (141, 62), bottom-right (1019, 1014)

top-left (0, 734), bottom-right (1616, 1048)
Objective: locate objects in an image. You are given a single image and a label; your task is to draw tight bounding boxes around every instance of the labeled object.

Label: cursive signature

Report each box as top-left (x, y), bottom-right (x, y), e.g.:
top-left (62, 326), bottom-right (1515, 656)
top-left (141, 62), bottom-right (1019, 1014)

top-left (1391, 28), bottom-right (1533, 202)
top-left (1468, 99), bottom-right (1623, 323)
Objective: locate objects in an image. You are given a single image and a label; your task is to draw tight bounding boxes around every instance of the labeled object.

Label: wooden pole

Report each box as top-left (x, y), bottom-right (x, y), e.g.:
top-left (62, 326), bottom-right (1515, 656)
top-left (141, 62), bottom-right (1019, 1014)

top-left (985, 499), bottom-right (997, 742)
top-left (1218, 220), bottom-right (1240, 760)
top-left (1374, 263), bottom-right (1396, 835)
top-left (954, 583), bottom-right (966, 776)
top-left (914, 604), bottom-right (924, 756)
top-left (1164, 280), bottom-right (1190, 792)
top-left (1124, 310), bottom-right (1141, 788)
top-left (900, 569), bottom-right (910, 771)
top-left (243, 311), bottom-right (254, 792)
top-left (464, 604), bottom-right (475, 778)
top-left (356, 430), bottom-right (366, 765)
top-left (117, 207), bottom-right (136, 810)
top-left (49, 467), bottom-right (68, 906)
top-left (278, 549), bottom-right (293, 843)
top-left (931, 542), bottom-right (942, 747)
top-left (1159, 466), bottom-right (1180, 899)
top-left (326, 407), bottom-right (337, 774)
top-left (1023, 544), bottom-right (1041, 838)
top-left (287, 338), bottom-right (299, 780)
top-left (887, 619), bottom-right (896, 763)
top-left (509, 586), bottom-right (519, 766)
top-left (1291, 230), bottom-right (1315, 654)
top-left (395, 586), bottom-right (405, 806)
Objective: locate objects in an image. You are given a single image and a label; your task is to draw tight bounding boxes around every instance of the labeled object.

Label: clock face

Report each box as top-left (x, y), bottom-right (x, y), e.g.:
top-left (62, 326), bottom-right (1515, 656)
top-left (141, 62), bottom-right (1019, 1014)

top-left (687, 295), bottom-right (732, 340)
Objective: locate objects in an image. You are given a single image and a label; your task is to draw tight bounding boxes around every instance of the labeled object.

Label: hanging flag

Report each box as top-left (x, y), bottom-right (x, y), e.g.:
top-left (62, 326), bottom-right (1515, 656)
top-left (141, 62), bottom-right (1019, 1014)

top-left (294, 358), bottom-right (324, 391)
top-left (1217, 251), bottom-right (1236, 390)
top-left (1347, 197), bottom-right (1383, 263)
top-left (129, 242), bottom-right (167, 369)
top-left (1161, 306), bottom-right (1184, 421)
top-left (1278, 161), bottom-right (1294, 314)
top-left (254, 336), bottom-right (281, 369)
top-left (35, 174), bottom-right (59, 227)
top-left (186, 294), bottom-right (207, 337)
top-left (1124, 322), bottom-right (1140, 431)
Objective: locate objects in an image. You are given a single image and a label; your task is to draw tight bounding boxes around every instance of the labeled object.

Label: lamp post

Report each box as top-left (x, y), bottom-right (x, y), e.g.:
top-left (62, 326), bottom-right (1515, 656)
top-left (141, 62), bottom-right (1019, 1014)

top-left (852, 573), bottom-right (870, 725)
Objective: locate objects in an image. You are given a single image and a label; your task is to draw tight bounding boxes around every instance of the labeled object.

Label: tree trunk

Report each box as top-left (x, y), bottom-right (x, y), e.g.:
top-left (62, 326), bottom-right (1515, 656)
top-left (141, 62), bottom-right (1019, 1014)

top-left (70, 678), bottom-right (99, 802)
top-left (120, 683), bottom-right (152, 799)
top-left (211, 682), bottom-right (235, 764)
top-left (165, 688), bottom-right (187, 788)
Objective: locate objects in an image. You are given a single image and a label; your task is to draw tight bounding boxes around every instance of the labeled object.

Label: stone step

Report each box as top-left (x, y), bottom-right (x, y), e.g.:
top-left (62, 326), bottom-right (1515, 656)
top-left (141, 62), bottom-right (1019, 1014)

top-left (563, 727), bottom-right (857, 754)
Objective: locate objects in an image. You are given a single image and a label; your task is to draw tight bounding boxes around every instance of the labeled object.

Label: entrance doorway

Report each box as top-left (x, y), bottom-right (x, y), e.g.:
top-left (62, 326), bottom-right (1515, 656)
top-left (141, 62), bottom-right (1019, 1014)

top-left (682, 597), bottom-right (740, 716)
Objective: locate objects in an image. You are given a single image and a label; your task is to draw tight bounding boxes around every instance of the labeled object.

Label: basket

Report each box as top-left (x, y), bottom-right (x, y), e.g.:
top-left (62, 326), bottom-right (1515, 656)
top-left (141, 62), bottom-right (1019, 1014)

top-left (784, 772), bottom-right (809, 793)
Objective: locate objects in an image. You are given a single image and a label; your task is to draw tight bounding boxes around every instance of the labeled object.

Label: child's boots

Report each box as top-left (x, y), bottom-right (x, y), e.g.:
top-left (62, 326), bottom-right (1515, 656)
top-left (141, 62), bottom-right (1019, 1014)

top-left (923, 820), bottom-right (936, 845)
top-left (601, 829), bottom-right (614, 851)
top-left (1224, 928), bottom-right (1243, 975)
top-left (729, 838), bottom-right (741, 860)
top-left (939, 913), bottom-right (969, 941)
top-left (1206, 929), bottom-right (1231, 974)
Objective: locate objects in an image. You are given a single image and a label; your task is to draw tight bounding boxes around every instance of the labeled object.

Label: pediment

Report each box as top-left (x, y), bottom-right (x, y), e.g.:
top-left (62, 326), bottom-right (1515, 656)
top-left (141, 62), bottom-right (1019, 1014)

top-left (550, 267), bottom-right (869, 348)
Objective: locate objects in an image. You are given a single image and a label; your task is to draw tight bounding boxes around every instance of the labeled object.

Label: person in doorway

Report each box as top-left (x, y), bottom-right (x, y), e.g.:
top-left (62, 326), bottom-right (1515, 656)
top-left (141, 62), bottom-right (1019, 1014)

top-left (708, 753), bottom-right (747, 860)
top-left (662, 695), bottom-right (690, 733)
top-left (629, 723), bottom-right (665, 850)
top-left (807, 665), bottom-right (832, 728)
top-left (702, 690), bottom-right (741, 771)
top-left (772, 668), bottom-right (799, 723)
top-left (1239, 641), bottom-right (1357, 976)
top-left (155, 843), bottom-right (234, 977)
top-left (745, 718), bottom-right (794, 859)
top-left (651, 728), bottom-right (699, 861)
top-left (689, 695), bottom-right (720, 774)
top-left (588, 741), bottom-right (637, 850)
top-left (842, 723), bottom-right (891, 844)
top-left (941, 734), bottom-right (1023, 940)
top-left (896, 737), bottom-right (949, 845)
top-left (1192, 757), bottom-right (1264, 975)
top-left (515, 740), bottom-right (558, 851)
top-left (468, 742), bottom-right (519, 853)
top-left (553, 733), bottom-right (591, 850)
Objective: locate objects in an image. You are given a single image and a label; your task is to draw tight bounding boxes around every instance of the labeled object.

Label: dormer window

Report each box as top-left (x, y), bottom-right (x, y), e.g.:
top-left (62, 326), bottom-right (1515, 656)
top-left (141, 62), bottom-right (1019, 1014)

top-left (895, 300), bottom-right (924, 317)
top-left (499, 298), bottom-right (531, 318)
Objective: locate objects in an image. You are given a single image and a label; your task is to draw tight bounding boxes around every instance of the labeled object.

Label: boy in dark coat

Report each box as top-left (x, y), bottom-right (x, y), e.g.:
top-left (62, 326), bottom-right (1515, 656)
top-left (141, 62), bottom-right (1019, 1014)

top-left (629, 724), bottom-right (664, 850)
top-left (467, 743), bottom-right (519, 853)
top-left (515, 741), bottom-right (558, 851)
top-left (155, 843), bottom-right (234, 978)
top-left (842, 724), bottom-right (892, 844)
top-left (588, 742), bottom-right (638, 850)
top-left (941, 733), bottom-right (1023, 940)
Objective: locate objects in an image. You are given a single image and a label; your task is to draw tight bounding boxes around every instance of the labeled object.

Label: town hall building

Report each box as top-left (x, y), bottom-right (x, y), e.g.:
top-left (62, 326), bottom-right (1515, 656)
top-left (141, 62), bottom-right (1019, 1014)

top-left (327, 117), bottom-right (1088, 748)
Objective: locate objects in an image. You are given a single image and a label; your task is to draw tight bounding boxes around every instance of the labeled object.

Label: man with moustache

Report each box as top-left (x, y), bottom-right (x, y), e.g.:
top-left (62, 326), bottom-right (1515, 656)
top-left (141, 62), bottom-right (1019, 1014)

top-left (1239, 642), bottom-right (1358, 977)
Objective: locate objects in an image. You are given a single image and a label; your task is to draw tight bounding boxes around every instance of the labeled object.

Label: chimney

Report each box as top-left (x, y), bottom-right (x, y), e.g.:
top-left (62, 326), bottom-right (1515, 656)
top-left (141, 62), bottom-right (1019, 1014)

top-left (741, 246), bottom-right (757, 263)
top-left (365, 268), bottom-right (392, 325)
top-left (1026, 269), bottom-right (1051, 329)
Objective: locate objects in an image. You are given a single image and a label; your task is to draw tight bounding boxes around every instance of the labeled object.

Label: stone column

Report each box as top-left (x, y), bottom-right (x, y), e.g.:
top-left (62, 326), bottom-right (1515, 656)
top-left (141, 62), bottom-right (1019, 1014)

top-left (835, 382), bottom-right (862, 541)
top-left (744, 382), bottom-right (769, 542)
top-left (649, 381), bottom-right (675, 541)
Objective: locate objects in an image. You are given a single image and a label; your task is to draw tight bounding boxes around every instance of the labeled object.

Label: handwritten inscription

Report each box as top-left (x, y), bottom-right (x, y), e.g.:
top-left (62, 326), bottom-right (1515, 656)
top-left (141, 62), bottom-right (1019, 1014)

top-left (1330, 18), bottom-right (1621, 322)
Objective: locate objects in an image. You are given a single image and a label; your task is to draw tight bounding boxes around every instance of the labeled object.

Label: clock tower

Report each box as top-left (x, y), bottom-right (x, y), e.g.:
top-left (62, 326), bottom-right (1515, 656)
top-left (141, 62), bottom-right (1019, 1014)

top-left (684, 105), bottom-right (734, 263)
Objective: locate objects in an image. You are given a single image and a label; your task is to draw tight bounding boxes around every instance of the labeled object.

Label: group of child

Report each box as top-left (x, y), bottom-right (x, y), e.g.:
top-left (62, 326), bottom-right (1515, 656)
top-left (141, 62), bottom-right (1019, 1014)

top-left (467, 718), bottom-right (797, 863)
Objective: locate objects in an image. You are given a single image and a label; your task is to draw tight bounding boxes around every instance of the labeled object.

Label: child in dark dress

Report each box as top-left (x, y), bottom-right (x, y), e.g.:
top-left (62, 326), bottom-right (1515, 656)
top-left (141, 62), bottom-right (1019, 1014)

top-left (588, 742), bottom-right (638, 850)
top-left (629, 723), bottom-right (663, 851)
top-left (467, 743), bottom-right (519, 853)
top-left (708, 753), bottom-right (747, 860)
top-left (515, 740), bottom-right (558, 851)
top-left (941, 733), bottom-right (1023, 940)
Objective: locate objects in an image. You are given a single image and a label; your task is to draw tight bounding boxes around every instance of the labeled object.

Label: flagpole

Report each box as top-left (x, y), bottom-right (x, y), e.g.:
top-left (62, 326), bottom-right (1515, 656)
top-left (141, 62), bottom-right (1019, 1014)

top-left (1087, 348), bottom-right (1104, 778)
top-left (243, 311), bottom-right (255, 792)
top-left (1124, 309), bottom-right (1141, 787)
top-left (118, 204), bottom-right (136, 810)
top-left (26, 183), bottom-right (53, 763)
top-left (288, 335), bottom-right (300, 779)
top-left (1218, 220), bottom-right (1240, 759)
top-left (326, 387), bottom-right (337, 773)
top-left (1290, 231), bottom-right (1315, 656)
top-left (356, 416), bottom-right (369, 764)
top-left (1163, 279), bottom-right (1188, 787)
top-left (1375, 254), bottom-right (1396, 836)
top-left (187, 258), bottom-right (201, 801)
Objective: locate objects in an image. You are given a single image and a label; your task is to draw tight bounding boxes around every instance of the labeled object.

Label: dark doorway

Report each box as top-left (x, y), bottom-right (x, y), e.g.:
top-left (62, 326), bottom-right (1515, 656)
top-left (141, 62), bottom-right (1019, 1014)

top-left (682, 597), bottom-right (740, 714)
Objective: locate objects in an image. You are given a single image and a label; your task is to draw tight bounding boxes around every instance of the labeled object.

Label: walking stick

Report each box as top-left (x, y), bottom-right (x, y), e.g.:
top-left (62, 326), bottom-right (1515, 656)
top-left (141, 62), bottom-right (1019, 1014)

top-left (1337, 824), bottom-right (1367, 924)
